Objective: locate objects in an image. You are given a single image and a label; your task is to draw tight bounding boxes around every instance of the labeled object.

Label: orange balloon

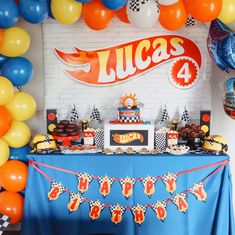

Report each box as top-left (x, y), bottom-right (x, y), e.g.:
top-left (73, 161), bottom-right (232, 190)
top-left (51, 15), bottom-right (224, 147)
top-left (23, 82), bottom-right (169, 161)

top-left (0, 29), bottom-right (3, 45)
top-left (83, 0), bottom-right (114, 30)
top-left (0, 106), bottom-right (12, 137)
top-left (0, 160), bottom-right (28, 192)
top-left (186, 0), bottom-right (222, 22)
top-left (116, 5), bottom-right (130, 24)
top-left (0, 191), bottom-right (24, 224)
top-left (159, 0), bottom-right (188, 31)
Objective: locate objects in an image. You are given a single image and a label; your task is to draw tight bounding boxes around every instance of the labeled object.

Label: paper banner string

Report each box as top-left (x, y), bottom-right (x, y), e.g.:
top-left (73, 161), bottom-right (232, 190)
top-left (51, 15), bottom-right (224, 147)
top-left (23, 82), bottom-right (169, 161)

top-left (48, 181), bottom-right (65, 201)
top-left (30, 159), bottom-right (229, 199)
top-left (30, 160), bottom-right (228, 225)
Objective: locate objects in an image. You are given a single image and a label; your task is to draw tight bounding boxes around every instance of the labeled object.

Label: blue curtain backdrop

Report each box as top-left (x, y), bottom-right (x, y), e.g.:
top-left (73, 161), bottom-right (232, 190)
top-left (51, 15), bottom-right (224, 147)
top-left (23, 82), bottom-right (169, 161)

top-left (21, 154), bottom-right (235, 235)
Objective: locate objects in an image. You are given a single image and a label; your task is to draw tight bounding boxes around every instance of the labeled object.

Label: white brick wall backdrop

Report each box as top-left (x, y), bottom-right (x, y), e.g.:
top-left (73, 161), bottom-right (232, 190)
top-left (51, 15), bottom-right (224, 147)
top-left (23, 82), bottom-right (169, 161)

top-left (43, 18), bottom-right (211, 122)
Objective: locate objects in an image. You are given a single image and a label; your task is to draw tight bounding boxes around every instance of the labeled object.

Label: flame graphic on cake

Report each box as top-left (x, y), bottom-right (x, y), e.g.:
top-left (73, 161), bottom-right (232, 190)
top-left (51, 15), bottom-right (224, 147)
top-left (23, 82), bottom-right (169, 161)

top-left (120, 93), bottom-right (138, 110)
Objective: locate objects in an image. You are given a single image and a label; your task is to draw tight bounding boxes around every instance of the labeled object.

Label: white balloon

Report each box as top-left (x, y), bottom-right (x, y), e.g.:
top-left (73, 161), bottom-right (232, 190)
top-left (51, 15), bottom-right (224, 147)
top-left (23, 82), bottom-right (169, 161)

top-left (158, 0), bottom-right (179, 6)
top-left (127, 0), bottom-right (158, 28)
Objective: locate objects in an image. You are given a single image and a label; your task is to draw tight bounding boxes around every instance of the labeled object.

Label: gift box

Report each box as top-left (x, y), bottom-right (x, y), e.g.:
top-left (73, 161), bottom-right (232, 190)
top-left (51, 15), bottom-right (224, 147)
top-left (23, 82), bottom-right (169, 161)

top-left (84, 128), bottom-right (94, 146)
top-left (167, 131), bottom-right (179, 147)
top-left (94, 129), bottom-right (104, 150)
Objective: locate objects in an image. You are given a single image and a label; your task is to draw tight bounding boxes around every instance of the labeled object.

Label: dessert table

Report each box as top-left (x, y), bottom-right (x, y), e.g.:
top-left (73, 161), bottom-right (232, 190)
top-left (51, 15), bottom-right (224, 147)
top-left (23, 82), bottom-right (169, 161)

top-left (21, 153), bottom-right (235, 235)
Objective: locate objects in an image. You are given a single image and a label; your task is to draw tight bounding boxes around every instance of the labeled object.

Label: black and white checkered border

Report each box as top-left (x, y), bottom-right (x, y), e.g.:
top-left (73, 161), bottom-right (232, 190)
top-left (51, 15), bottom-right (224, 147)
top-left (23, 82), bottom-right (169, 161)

top-left (119, 116), bottom-right (140, 123)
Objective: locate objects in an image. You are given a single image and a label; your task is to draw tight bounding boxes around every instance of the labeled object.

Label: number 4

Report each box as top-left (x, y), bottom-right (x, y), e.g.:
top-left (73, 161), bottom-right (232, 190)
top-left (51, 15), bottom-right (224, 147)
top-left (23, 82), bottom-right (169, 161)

top-left (177, 63), bottom-right (191, 83)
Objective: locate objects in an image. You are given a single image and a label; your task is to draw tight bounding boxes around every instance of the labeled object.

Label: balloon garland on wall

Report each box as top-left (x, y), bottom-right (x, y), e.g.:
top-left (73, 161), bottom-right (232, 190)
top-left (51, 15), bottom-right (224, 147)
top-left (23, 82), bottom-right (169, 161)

top-left (0, 0), bottom-right (234, 225)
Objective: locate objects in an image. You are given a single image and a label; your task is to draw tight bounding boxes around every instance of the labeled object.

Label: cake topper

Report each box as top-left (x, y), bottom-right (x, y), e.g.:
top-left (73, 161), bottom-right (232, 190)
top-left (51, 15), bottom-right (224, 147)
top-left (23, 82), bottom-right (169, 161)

top-left (120, 93), bottom-right (138, 110)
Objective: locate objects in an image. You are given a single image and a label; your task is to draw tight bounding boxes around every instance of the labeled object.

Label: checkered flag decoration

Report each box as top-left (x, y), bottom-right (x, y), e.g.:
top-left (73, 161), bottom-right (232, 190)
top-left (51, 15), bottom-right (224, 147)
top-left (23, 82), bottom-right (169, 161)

top-left (70, 104), bottom-right (79, 123)
top-left (185, 16), bottom-right (195, 27)
top-left (110, 204), bottom-right (126, 225)
top-left (172, 193), bottom-right (188, 213)
top-left (180, 107), bottom-right (191, 123)
top-left (129, 0), bottom-right (149, 12)
top-left (161, 106), bottom-right (170, 122)
top-left (0, 214), bottom-right (11, 234)
top-left (90, 106), bottom-right (101, 121)
top-left (94, 129), bottom-right (104, 150)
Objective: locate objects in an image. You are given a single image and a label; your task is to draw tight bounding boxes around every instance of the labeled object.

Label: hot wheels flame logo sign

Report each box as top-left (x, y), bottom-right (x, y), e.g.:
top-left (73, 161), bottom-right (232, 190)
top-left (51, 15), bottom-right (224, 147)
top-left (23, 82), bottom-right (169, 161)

top-left (113, 132), bottom-right (144, 144)
top-left (54, 35), bottom-right (202, 86)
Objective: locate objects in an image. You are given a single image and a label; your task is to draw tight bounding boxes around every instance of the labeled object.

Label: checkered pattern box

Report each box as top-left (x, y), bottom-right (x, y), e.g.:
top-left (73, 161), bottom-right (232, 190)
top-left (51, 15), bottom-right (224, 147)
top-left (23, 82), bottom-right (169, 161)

top-left (94, 129), bottom-right (104, 150)
top-left (155, 131), bottom-right (167, 151)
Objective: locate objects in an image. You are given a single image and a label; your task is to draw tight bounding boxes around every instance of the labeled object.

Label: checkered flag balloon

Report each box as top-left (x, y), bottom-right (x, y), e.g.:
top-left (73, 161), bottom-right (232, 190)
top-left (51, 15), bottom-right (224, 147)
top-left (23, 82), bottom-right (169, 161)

top-left (161, 106), bottom-right (170, 122)
top-left (180, 107), bottom-right (190, 123)
top-left (70, 104), bottom-right (79, 123)
top-left (90, 106), bottom-right (101, 121)
top-left (185, 16), bottom-right (195, 27)
top-left (129, 0), bottom-right (149, 12)
top-left (0, 214), bottom-right (11, 234)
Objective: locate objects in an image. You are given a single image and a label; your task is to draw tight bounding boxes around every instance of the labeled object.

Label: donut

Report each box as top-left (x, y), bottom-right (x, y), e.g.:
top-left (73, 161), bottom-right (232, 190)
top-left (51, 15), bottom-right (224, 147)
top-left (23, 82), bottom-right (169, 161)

top-left (60, 120), bottom-right (69, 126)
top-left (65, 127), bottom-right (77, 133)
top-left (57, 133), bottom-right (68, 137)
top-left (69, 131), bottom-right (79, 136)
top-left (56, 124), bottom-right (65, 129)
top-left (53, 128), bottom-right (65, 133)
top-left (67, 124), bottom-right (77, 128)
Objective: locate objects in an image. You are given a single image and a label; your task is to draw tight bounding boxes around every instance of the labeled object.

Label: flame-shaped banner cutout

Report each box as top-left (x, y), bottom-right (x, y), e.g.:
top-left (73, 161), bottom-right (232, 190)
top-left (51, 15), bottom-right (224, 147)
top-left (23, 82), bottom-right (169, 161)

top-left (54, 35), bottom-right (202, 86)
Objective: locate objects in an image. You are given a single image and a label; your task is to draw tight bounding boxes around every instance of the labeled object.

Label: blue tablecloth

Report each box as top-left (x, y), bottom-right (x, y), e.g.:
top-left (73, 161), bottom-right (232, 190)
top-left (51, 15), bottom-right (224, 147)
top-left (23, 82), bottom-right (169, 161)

top-left (21, 154), bottom-right (235, 235)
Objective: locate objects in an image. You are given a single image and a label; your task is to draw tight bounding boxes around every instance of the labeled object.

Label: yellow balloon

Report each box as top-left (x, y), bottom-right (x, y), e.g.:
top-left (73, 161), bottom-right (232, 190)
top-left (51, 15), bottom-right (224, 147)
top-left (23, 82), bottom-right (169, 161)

top-left (0, 139), bottom-right (9, 167)
top-left (3, 121), bottom-right (31, 148)
top-left (218, 0), bottom-right (235, 24)
top-left (0, 76), bottom-right (14, 105)
top-left (51, 0), bottom-right (82, 24)
top-left (5, 92), bottom-right (37, 121)
top-left (0, 27), bottom-right (30, 57)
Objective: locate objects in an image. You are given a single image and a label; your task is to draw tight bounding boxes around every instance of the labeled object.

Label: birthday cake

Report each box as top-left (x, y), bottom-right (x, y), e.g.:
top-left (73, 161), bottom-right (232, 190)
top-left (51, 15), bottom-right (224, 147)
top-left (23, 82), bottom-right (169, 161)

top-left (117, 94), bottom-right (141, 123)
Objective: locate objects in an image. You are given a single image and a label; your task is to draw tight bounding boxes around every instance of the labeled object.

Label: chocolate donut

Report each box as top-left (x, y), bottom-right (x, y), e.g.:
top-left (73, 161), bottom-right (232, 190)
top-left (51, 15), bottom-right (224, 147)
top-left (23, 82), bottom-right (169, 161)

top-left (53, 128), bottom-right (65, 133)
top-left (57, 124), bottom-right (65, 129)
top-left (60, 120), bottom-right (69, 126)
top-left (69, 131), bottom-right (79, 136)
top-left (57, 133), bottom-right (68, 137)
top-left (67, 124), bottom-right (77, 128)
top-left (65, 127), bottom-right (77, 133)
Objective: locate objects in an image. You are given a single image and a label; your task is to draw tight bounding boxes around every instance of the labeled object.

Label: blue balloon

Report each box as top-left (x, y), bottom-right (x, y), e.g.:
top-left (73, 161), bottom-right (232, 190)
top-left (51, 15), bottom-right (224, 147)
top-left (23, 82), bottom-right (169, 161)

top-left (102, 0), bottom-right (127, 10)
top-left (0, 54), bottom-right (8, 68)
top-left (19, 0), bottom-right (48, 24)
top-left (0, 57), bottom-right (34, 87)
top-left (208, 19), bottom-right (235, 72)
top-left (9, 145), bottom-right (30, 163)
top-left (218, 33), bottom-right (235, 70)
top-left (0, 0), bottom-right (19, 28)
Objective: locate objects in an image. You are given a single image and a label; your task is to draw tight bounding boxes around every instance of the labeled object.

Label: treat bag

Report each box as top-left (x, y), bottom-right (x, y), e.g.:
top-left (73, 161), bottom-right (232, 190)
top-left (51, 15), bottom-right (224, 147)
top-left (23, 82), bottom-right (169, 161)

top-left (84, 128), bottom-right (95, 145)
top-left (167, 132), bottom-right (179, 146)
top-left (94, 129), bottom-right (104, 150)
top-left (155, 132), bottom-right (167, 151)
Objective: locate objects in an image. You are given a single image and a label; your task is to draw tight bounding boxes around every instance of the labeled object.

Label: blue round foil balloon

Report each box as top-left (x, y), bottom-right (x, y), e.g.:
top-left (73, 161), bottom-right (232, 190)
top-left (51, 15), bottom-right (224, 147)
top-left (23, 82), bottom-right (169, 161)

top-left (19, 0), bottom-right (49, 24)
top-left (0, 54), bottom-right (8, 68)
top-left (1, 57), bottom-right (34, 87)
top-left (0, 0), bottom-right (19, 28)
top-left (218, 33), bottom-right (235, 70)
top-left (223, 77), bottom-right (235, 120)
top-left (9, 145), bottom-right (30, 163)
top-left (102, 0), bottom-right (127, 10)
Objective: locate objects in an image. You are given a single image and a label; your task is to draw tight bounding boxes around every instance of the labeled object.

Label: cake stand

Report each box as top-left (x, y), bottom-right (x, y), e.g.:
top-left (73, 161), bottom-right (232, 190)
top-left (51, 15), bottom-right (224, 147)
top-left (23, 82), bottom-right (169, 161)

top-left (53, 134), bottom-right (80, 147)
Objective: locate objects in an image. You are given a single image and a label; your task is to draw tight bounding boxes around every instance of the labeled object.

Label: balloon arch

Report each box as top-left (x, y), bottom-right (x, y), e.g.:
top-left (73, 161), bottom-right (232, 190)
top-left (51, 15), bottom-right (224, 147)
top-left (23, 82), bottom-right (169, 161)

top-left (0, 0), bottom-right (235, 225)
